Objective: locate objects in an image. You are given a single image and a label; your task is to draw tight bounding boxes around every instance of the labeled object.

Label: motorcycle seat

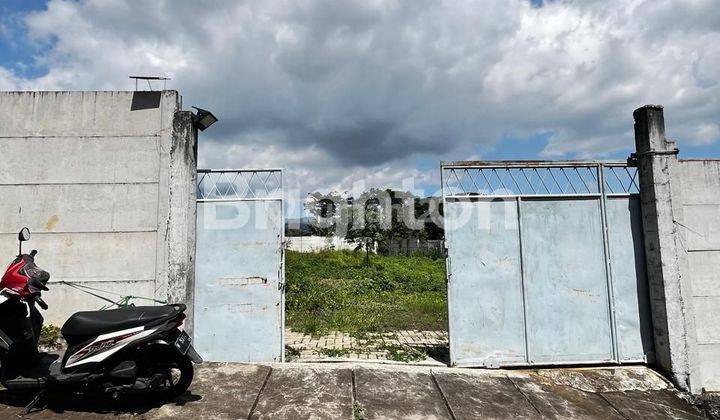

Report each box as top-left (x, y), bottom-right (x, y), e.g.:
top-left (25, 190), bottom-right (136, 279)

top-left (61, 304), bottom-right (185, 343)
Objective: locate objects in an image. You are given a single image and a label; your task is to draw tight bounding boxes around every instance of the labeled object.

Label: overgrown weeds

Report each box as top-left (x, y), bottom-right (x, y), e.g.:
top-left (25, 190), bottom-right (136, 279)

top-left (376, 343), bottom-right (427, 363)
top-left (319, 348), bottom-right (353, 358)
top-left (39, 324), bottom-right (62, 349)
top-left (285, 250), bottom-right (447, 335)
top-left (353, 402), bottom-right (366, 420)
top-left (410, 247), bottom-right (445, 260)
top-left (285, 345), bottom-right (301, 360)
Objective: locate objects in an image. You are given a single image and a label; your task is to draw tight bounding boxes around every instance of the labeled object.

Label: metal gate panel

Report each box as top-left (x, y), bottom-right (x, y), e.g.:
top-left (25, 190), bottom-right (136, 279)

top-left (442, 161), bottom-right (653, 367)
top-left (194, 169), bottom-right (284, 363)
top-left (445, 199), bottom-right (526, 366)
top-left (520, 198), bottom-right (613, 364)
top-left (605, 196), bottom-right (654, 362)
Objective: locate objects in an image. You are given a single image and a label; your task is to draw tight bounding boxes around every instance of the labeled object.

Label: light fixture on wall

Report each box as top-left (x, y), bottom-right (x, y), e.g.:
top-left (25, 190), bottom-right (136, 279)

top-left (191, 106), bottom-right (218, 131)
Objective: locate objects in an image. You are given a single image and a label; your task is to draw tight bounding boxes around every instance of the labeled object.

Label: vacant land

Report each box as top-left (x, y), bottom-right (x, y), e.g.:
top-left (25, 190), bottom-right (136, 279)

top-left (285, 250), bottom-right (447, 335)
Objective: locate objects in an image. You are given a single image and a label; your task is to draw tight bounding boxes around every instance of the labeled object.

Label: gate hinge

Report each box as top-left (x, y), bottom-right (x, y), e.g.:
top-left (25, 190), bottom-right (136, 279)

top-left (279, 240), bottom-right (286, 290)
top-left (445, 255), bottom-right (451, 283)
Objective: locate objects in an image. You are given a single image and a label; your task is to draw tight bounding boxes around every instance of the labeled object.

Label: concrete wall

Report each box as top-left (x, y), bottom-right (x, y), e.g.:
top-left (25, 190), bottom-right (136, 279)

top-left (285, 236), bottom-right (357, 252)
top-left (675, 160), bottom-right (720, 392)
top-left (286, 236), bottom-right (443, 255)
top-left (0, 91), bottom-right (197, 327)
top-left (388, 238), bottom-right (443, 256)
top-left (634, 105), bottom-right (719, 393)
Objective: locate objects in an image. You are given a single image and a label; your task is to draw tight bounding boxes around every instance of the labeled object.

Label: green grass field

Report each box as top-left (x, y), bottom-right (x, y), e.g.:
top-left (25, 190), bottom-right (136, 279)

top-left (285, 249), bottom-right (447, 335)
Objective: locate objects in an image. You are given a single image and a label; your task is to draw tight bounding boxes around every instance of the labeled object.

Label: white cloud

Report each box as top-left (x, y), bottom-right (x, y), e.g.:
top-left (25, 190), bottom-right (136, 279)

top-left (0, 67), bottom-right (22, 90)
top-left (0, 0), bottom-right (718, 195)
top-left (199, 138), bottom-right (437, 215)
top-left (690, 123), bottom-right (720, 146)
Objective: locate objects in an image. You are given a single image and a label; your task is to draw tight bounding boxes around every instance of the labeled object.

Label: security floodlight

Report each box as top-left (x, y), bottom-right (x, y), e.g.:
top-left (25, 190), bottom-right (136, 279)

top-left (191, 106), bottom-right (218, 131)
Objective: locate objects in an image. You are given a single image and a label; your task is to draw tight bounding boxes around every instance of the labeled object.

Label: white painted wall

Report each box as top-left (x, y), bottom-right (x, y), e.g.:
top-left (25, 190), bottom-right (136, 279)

top-left (285, 236), bottom-right (357, 252)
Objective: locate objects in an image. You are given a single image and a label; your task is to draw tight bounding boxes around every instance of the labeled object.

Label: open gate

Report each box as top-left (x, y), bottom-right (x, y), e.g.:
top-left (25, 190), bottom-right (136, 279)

top-left (442, 161), bottom-right (653, 367)
top-left (194, 169), bottom-right (284, 362)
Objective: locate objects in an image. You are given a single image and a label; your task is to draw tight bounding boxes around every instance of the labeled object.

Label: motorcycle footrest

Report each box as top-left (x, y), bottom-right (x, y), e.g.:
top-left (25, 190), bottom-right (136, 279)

top-left (3, 376), bottom-right (46, 390)
top-left (47, 371), bottom-right (89, 385)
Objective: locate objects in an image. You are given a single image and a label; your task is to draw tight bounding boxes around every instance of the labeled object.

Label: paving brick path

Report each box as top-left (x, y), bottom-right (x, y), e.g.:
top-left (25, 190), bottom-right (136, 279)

top-left (285, 329), bottom-right (449, 364)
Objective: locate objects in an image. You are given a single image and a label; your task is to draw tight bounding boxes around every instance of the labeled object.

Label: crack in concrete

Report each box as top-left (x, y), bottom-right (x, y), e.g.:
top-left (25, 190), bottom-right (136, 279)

top-left (247, 367), bottom-right (273, 420)
top-left (430, 370), bottom-right (458, 420)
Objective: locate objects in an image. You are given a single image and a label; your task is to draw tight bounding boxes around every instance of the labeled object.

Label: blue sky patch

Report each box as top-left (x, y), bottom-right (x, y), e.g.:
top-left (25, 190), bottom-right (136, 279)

top-left (0, 0), bottom-right (50, 78)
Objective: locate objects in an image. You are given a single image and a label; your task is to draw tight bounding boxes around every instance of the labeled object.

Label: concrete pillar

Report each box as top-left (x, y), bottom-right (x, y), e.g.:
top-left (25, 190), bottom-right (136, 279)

top-left (633, 105), bottom-right (699, 392)
top-left (166, 111), bottom-right (198, 336)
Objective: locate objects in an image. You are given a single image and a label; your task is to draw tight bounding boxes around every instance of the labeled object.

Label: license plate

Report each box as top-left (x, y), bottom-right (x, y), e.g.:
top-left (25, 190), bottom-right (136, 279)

top-left (174, 331), bottom-right (191, 355)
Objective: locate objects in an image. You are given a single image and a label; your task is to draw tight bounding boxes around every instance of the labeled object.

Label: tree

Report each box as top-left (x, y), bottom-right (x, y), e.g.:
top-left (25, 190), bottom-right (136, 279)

top-left (346, 189), bottom-right (391, 265)
top-left (304, 188), bottom-right (445, 261)
top-left (304, 191), bottom-right (350, 237)
top-left (415, 196), bottom-right (444, 240)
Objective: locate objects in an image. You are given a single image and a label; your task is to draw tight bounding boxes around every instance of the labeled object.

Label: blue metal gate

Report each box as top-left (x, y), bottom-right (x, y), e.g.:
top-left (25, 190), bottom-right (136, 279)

top-left (194, 169), bottom-right (284, 362)
top-left (442, 161), bottom-right (653, 367)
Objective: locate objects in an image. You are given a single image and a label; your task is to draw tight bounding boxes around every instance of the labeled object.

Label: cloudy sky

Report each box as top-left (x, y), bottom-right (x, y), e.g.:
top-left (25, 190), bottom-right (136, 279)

top-left (1, 0), bottom-right (719, 211)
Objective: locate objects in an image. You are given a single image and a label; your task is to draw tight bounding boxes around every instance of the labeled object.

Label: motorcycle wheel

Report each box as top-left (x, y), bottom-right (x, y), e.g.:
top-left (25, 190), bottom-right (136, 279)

top-left (136, 344), bottom-right (194, 401)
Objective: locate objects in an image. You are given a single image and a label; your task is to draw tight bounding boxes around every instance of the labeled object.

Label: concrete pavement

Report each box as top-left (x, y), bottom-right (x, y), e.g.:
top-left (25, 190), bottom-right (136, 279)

top-left (0, 363), bottom-right (707, 419)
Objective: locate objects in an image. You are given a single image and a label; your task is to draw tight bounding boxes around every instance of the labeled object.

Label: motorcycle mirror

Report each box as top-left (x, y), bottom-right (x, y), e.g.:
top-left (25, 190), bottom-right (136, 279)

top-left (18, 227), bottom-right (30, 242)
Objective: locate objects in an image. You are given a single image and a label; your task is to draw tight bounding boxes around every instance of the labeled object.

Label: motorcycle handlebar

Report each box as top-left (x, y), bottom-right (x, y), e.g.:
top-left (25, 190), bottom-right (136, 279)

top-left (29, 295), bottom-right (48, 310)
top-left (30, 249), bottom-right (37, 257)
top-left (36, 297), bottom-right (48, 310)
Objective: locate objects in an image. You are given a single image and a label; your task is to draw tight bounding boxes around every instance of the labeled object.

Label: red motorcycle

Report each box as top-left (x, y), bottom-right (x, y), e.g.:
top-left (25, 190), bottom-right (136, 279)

top-left (0, 227), bottom-right (201, 408)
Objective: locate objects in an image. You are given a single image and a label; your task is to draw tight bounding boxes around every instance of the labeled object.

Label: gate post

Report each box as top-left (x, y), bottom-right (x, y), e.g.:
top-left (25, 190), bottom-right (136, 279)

top-left (633, 105), bottom-right (699, 392)
top-left (166, 111), bottom-right (198, 336)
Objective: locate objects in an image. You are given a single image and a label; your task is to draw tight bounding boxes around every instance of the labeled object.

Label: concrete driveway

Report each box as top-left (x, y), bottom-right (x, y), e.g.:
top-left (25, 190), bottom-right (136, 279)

top-left (0, 363), bottom-right (706, 419)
